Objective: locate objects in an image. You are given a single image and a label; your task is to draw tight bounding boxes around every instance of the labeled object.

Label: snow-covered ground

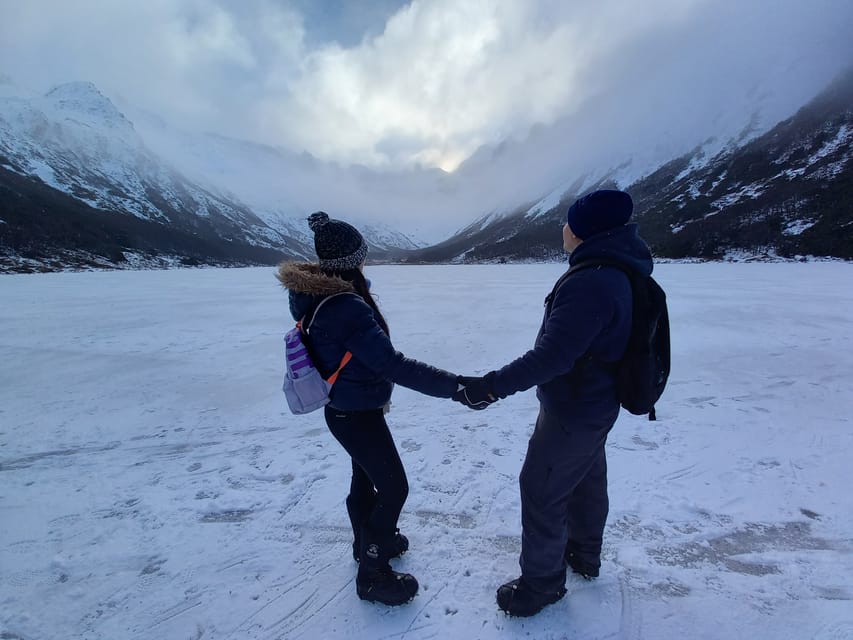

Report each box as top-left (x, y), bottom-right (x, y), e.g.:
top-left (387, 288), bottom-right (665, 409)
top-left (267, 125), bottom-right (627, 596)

top-left (1, 263), bottom-right (852, 640)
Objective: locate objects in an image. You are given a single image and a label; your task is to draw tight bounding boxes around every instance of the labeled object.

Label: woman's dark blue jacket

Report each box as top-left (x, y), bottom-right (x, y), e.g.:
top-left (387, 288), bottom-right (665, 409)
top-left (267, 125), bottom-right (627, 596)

top-left (278, 262), bottom-right (458, 411)
top-left (491, 224), bottom-right (654, 422)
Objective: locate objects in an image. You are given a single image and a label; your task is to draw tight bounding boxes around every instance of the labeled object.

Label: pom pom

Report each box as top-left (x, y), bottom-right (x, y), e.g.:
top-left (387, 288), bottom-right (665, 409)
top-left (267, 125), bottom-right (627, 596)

top-left (307, 211), bottom-right (330, 232)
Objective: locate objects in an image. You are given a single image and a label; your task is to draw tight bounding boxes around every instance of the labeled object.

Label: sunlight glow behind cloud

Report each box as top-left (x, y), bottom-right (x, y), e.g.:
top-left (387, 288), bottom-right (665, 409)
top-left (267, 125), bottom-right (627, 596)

top-left (263, 0), bottom-right (704, 170)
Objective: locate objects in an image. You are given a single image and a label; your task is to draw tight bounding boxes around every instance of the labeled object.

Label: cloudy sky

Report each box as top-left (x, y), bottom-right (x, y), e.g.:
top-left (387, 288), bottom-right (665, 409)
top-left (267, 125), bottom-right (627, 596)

top-left (1, 0), bottom-right (852, 237)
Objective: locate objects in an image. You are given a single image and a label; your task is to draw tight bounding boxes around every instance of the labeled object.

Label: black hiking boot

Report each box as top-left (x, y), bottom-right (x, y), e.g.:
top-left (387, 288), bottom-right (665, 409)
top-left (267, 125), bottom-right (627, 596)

top-left (356, 564), bottom-right (418, 606)
top-left (353, 529), bottom-right (409, 562)
top-left (566, 551), bottom-right (600, 580)
top-left (496, 578), bottom-right (566, 617)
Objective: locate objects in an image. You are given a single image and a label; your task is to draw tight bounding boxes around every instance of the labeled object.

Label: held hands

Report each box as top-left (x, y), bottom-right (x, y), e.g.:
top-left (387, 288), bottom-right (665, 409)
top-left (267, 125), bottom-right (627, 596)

top-left (453, 374), bottom-right (499, 410)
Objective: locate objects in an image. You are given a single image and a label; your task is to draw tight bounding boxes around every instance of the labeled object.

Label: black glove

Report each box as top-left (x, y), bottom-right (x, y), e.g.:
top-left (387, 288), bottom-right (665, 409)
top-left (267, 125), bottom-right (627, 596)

top-left (453, 374), bottom-right (498, 410)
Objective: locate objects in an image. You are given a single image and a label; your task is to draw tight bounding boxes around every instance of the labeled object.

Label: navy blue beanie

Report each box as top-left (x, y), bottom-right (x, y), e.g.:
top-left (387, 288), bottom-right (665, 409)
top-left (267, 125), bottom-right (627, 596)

top-left (566, 190), bottom-right (633, 240)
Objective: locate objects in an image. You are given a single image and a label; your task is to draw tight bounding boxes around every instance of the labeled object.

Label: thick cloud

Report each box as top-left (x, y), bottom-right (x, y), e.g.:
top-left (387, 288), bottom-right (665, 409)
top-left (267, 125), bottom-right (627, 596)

top-left (266, 0), bottom-right (709, 169)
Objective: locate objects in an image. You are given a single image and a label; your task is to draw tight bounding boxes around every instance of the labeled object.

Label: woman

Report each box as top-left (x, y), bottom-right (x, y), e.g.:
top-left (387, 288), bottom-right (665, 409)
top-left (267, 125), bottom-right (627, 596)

top-left (277, 212), bottom-right (460, 606)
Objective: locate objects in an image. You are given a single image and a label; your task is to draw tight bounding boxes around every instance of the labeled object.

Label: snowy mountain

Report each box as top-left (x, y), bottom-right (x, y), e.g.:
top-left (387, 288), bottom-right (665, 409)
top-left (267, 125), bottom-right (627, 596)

top-left (405, 68), bottom-right (853, 263)
top-left (122, 106), bottom-right (428, 252)
top-left (0, 79), bottom-right (421, 272)
top-left (2, 64), bottom-right (850, 272)
top-left (629, 68), bottom-right (853, 260)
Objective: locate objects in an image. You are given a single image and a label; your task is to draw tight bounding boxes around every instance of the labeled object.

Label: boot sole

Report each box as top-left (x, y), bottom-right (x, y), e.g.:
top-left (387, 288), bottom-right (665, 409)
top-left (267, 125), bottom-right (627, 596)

top-left (356, 588), bottom-right (417, 606)
top-left (497, 588), bottom-right (567, 617)
top-left (570, 566), bottom-right (599, 579)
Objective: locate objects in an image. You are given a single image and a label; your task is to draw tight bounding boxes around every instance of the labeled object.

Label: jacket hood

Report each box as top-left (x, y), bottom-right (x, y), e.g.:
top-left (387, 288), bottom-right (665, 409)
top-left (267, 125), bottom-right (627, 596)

top-left (276, 261), bottom-right (355, 296)
top-left (569, 224), bottom-right (654, 277)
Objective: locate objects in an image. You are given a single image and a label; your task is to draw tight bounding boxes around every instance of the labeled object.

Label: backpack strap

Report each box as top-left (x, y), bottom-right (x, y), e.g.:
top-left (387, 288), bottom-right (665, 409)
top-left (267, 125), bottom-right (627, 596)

top-left (327, 352), bottom-right (353, 385)
top-left (302, 292), bottom-right (357, 335)
top-left (568, 258), bottom-right (632, 280)
top-left (544, 259), bottom-right (630, 313)
top-left (543, 259), bottom-right (634, 395)
top-left (298, 292), bottom-right (357, 384)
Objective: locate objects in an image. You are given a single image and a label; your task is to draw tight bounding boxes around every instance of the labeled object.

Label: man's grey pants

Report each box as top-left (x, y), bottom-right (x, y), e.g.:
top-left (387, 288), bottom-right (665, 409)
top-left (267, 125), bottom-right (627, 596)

top-left (518, 405), bottom-right (618, 592)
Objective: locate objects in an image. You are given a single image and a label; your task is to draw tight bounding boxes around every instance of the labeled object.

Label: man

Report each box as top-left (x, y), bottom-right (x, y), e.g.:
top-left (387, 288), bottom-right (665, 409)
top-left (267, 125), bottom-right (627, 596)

top-left (455, 189), bottom-right (654, 617)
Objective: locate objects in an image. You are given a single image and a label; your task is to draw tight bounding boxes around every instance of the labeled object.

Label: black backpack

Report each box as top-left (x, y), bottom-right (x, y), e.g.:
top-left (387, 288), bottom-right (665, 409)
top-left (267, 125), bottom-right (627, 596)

top-left (552, 259), bottom-right (671, 420)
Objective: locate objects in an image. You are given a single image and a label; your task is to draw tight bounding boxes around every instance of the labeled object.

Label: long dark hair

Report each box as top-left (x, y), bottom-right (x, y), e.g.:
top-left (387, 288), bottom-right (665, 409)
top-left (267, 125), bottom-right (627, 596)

top-left (329, 268), bottom-right (390, 335)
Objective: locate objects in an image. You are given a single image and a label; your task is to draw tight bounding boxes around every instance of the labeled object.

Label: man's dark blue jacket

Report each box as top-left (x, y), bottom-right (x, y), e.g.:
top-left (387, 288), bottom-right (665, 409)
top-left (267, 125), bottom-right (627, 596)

top-left (278, 262), bottom-right (458, 411)
top-left (491, 224), bottom-right (654, 422)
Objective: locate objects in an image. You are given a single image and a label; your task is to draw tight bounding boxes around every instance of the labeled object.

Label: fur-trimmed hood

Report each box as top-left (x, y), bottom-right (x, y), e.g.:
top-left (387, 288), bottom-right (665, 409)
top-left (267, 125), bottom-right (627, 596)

top-left (276, 261), bottom-right (355, 296)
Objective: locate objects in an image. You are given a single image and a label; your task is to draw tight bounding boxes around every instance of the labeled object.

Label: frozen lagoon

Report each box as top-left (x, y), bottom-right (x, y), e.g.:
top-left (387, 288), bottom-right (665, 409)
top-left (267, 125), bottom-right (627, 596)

top-left (1, 262), bottom-right (852, 639)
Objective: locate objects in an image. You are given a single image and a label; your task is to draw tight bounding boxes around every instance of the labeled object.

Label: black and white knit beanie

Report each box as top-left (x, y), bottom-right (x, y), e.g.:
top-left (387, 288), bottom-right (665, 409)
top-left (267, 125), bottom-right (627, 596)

top-left (307, 212), bottom-right (368, 271)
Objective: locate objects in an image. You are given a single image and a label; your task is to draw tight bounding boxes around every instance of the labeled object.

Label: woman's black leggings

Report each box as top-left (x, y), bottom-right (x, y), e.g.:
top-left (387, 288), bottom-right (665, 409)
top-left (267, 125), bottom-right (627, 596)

top-left (324, 406), bottom-right (409, 564)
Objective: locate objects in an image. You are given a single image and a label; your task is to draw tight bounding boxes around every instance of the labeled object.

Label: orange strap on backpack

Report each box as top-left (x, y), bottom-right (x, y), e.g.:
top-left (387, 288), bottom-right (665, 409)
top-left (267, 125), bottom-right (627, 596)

top-left (296, 319), bottom-right (353, 385)
top-left (327, 352), bottom-right (353, 385)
